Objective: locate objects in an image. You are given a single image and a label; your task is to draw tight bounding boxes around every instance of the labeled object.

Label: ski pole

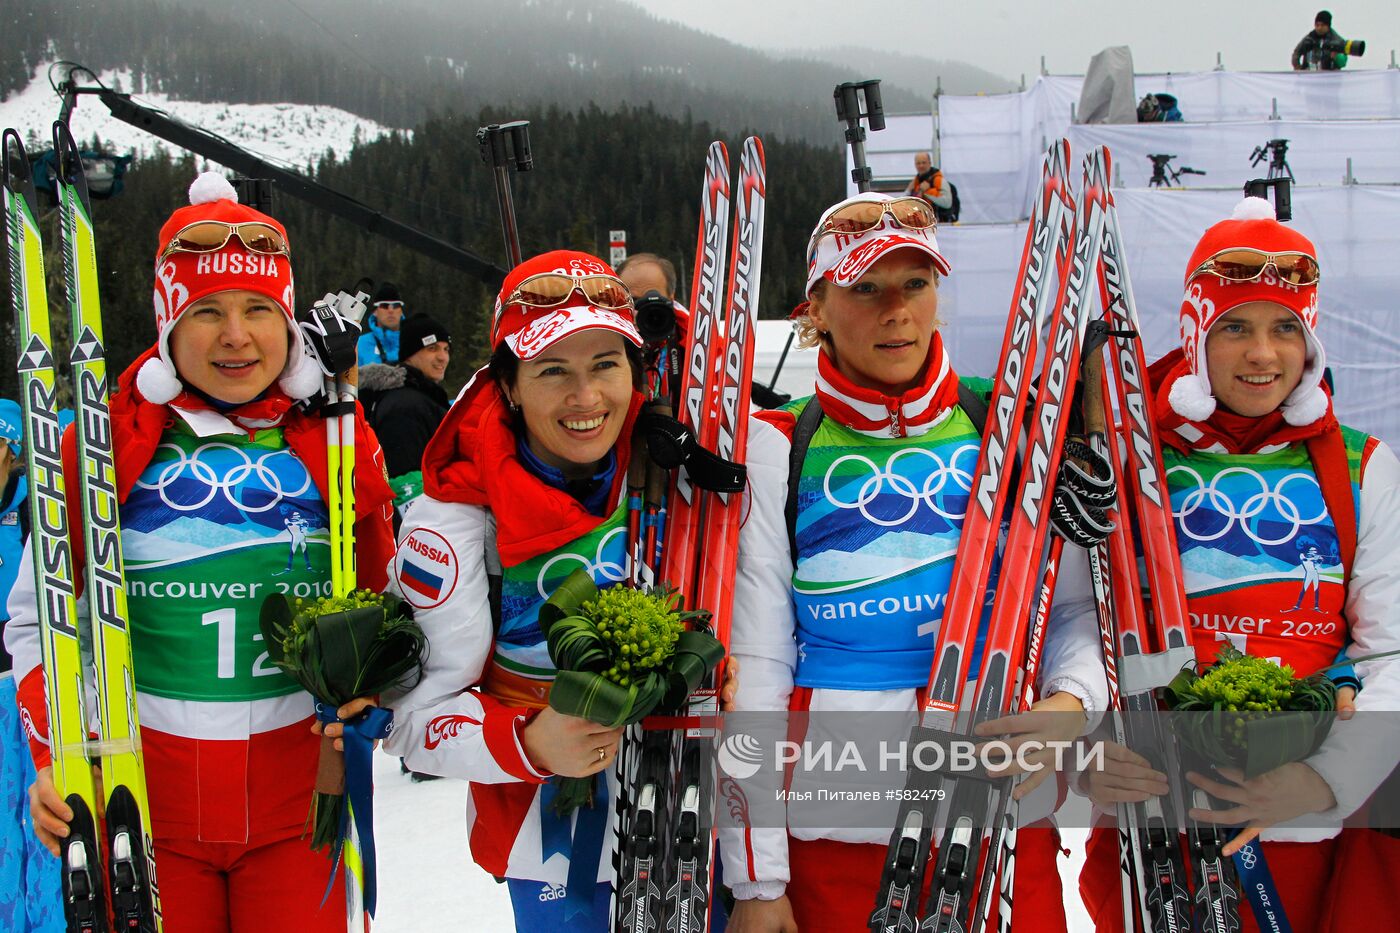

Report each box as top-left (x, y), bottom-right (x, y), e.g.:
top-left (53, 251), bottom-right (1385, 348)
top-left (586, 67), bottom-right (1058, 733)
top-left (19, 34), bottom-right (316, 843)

top-left (477, 121), bottom-right (532, 268)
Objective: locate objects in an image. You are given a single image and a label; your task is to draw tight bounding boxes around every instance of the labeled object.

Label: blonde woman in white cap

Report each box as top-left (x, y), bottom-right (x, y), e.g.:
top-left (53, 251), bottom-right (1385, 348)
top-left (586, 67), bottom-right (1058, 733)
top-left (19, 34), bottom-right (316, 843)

top-left (3, 173), bottom-right (396, 930)
top-left (1078, 197), bottom-right (1400, 932)
top-left (723, 193), bottom-right (1108, 932)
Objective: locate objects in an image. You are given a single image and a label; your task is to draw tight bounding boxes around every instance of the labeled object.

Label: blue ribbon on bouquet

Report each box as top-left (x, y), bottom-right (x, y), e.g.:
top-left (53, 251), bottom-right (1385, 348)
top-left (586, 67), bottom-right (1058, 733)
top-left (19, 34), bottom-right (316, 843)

top-left (315, 701), bottom-right (395, 917)
top-left (1232, 840), bottom-right (1293, 933)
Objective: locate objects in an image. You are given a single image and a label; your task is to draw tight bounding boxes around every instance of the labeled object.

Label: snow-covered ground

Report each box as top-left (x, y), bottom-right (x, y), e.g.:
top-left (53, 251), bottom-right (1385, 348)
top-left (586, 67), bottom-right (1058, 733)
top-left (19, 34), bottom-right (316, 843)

top-left (370, 750), bottom-right (1094, 931)
top-left (372, 749), bottom-right (514, 930)
top-left (0, 63), bottom-right (404, 170)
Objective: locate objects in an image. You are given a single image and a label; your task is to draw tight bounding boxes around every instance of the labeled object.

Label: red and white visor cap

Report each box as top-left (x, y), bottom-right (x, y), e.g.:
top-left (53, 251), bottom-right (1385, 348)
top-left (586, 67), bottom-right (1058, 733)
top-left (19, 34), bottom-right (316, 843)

top-left (804, 192), bottom-right (951, 295)
top-left (492, 250), bottom-right (643, 361)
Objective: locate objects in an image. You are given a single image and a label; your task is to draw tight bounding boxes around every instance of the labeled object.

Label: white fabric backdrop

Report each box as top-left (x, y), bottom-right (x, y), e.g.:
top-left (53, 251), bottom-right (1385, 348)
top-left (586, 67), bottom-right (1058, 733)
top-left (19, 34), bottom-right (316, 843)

top-left (1034, 71), bottom-right (1400, 129)
top-left (857, 71), bottom-right (1400, 222)
top-left (928, 185), bottom-right (1400, 446)
top-left (1068, 120), bottom-right (1400, 189)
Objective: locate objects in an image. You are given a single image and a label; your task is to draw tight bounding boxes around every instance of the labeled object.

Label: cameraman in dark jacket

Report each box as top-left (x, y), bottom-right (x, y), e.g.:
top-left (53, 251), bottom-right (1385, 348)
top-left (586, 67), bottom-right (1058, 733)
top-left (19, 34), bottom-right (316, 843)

top-left (361, 314), bottom-right (451, 479)
top-left (618, 251), bottom-right (691, 340)
top-left (1292, 10), bottom-right (1361, 70)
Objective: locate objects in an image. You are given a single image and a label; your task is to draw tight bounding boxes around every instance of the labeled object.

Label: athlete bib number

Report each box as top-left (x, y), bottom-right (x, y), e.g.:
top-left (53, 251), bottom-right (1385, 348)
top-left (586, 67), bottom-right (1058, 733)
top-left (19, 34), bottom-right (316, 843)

top-left (127, 552), bottom-right (329, 701)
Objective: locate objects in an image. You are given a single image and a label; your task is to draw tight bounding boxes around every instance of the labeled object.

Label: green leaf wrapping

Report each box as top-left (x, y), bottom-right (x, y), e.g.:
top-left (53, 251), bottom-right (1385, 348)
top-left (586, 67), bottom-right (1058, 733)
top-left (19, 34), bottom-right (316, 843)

top-left (1164, 643), bottom-right (1338, 779)
top-left (257, 592), bottom-right (428, 706)
top-left (662, 630), bottom-right (727, 708)
top-left (256, 591), bottom-right (427, 852)
top-left (537, 569), bottom-right (724, 815)
top-left (1172, 710), bottom-right (1333, 779)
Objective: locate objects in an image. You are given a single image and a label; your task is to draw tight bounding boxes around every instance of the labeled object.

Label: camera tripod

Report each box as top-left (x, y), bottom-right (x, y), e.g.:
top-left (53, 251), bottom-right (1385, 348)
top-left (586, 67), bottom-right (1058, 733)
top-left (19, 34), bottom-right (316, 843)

top-left (1250, 138), bottom-right (1294, 182)
top-left (1147, 154), bottom-right (1206, 188)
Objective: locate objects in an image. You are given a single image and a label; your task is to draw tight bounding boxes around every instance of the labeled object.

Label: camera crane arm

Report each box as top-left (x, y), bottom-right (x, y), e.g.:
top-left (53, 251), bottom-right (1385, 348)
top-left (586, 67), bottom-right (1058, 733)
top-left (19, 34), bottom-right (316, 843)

top-left (57, 78), bottom-right (510, 287)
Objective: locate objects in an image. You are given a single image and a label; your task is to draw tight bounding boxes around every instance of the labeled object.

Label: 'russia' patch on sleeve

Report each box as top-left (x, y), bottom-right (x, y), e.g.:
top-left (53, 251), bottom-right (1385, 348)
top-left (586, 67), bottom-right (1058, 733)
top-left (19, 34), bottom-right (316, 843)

top-left (395, 527), bottom-right (459, 609)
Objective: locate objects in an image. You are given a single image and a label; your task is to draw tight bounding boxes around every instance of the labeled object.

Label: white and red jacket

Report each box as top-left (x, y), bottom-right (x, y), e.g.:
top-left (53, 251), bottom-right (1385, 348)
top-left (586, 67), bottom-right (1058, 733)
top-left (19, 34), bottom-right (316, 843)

top-left (382, 367), bottom-right (796, 885)
top-left (719, 352), bottom-right (1110, 902)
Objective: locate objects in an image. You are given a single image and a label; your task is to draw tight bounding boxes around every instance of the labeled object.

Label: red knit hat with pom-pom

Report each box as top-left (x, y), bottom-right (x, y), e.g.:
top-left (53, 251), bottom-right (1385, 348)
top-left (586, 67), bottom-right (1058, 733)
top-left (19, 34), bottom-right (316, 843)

top-left (1171, 196), bottom-right (1326, 426)
top-left (137, 172), bottom-right (321, 404)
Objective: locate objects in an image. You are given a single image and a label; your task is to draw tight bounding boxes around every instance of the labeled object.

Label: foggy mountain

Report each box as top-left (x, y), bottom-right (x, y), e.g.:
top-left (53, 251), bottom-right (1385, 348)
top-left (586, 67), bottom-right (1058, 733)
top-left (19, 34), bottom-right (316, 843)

top-left (2, 0), bottom-right (1012, 143)
top-left (777, 45), bottom-right (1017, 101)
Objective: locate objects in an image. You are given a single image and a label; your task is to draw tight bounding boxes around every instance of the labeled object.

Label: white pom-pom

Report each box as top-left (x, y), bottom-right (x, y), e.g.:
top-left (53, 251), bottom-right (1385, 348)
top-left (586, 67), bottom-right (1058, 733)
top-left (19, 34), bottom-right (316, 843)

top-left (1282, 384), bottom-right (1328, 426)
top-left (135, 357), bottom-right (183, 405)
top-left (279, 349), bottom-right (325, 401)
top-left (188, 172), bottom-right (238, 206)
top-left (1231, 197), bottom-right (1276, 221)
top-left (1168, 371), bottom-right (1217, 421)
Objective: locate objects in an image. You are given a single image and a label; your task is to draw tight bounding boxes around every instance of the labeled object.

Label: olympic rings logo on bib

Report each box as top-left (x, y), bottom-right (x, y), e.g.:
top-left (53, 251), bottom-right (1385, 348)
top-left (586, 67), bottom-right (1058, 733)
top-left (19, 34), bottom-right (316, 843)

top-left (536, 526), bottom-right (628, 598)
top-left (135, 442), bottom-right (313, 514)
top-left (1169, 465), bottom-right (1328, 547)
top-left (823, 445), bottom-right (976, 528)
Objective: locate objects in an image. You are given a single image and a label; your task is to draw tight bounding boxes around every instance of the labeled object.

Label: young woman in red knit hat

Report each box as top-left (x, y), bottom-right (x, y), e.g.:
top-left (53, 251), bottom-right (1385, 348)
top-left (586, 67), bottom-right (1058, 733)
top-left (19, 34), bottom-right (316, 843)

top-left (1078, 197), bottom-right (1400, 931)
top-left (5, 172), bottom-right (396, 930)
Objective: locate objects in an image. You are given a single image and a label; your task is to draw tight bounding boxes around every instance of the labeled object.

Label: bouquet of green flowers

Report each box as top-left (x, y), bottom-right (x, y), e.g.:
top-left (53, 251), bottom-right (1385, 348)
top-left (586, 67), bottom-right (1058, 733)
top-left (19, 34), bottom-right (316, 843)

top-left (539, 569), bottom-right (724, 815)
top-left (258, 589), bottom-right (427, 849)
top-left (1164, 643), bottom-right (1338, 779)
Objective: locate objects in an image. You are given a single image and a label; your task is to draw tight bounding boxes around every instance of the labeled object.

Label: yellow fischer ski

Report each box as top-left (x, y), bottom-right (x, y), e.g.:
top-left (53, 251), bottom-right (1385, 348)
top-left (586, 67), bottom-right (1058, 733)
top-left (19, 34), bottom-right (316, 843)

top-left (51, 120), bottom-right (162, 933)
top-left (5, 126), bottom-right (111, 933)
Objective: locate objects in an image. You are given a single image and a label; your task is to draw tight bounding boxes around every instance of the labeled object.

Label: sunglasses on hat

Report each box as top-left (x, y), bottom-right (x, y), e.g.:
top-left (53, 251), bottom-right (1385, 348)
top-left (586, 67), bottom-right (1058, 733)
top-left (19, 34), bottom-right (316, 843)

top-left (159, 220), bottom-right (290, 260)
top-left (817, 197), bottom-right (938, 237)
top-left (1189, 248), bottom-right (1320, 287)
top-left (502, 272), bottom-right (633, 315)
top-left (808, 197), bottom-right (937, 263)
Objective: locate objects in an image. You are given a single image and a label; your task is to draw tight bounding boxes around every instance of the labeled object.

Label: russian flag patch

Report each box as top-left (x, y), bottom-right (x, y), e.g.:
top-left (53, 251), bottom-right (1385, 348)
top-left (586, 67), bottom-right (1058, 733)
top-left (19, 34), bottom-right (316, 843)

top-left (394, 527), bottom-right (459, 609)
top-left (401, 560), bottom-right (444, 600)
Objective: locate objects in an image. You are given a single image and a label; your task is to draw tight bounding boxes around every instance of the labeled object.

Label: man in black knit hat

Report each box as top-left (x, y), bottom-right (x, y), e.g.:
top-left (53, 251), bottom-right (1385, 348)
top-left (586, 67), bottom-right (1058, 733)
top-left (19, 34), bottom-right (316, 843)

top-left (1292, 10), bottom-right (1360, 70)
top-left (357, 280), bottom-right (407, 365)
top-left (361, 313), bottom-right (451, 480)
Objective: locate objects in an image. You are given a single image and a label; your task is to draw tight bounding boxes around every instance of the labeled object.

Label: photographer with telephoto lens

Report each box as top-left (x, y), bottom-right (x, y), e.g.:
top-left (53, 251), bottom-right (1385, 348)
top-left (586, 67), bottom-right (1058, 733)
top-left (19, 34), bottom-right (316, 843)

top-left (1292, 10), bottom-right (1366, 71)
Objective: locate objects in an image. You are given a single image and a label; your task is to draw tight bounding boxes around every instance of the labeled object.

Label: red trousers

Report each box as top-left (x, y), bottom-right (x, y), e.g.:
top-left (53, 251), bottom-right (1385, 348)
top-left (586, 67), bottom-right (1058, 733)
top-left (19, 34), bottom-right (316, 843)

top-left (156, 826), bottom-right (354, 933)
top-left (1078, 822), bottom-right (1397, 933)
top-left (787, 825), bottom-right (1068, 933)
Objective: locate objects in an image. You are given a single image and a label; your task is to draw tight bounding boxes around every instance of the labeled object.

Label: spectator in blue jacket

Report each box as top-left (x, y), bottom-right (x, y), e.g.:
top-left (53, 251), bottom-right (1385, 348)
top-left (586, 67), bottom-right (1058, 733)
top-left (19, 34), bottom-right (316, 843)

top-left (0, 398), bottom-right (62, 933)
top-left (356, 281), bottom-right (406, 366)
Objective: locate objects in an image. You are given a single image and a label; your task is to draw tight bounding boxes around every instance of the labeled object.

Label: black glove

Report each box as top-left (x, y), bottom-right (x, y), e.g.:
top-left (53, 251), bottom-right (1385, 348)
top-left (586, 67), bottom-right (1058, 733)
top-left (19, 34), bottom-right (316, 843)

top-left (298, 288), bottom-right (369, 378)
top-left (1050, 434), bottom-right (1116, 548)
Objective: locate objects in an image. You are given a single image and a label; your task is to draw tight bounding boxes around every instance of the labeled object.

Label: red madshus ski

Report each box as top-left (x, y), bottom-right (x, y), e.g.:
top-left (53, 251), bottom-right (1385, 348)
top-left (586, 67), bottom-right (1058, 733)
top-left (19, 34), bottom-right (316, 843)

top-left (1091, 146), bottom-right (1238, 933)
top-left (917, 144), bottom-right (1112, 933)
top-left (662, 141), bottom-right (733, 597)
top-left (660, 135), bottom-right (765, 933)
top-left (868, 140), bottom-right (1075, 933)
top-left (1090, 148), bottom-right (1191, 933)
top-left (1088, 355), bottom-right (1193, 933)
top-left (614, 140), bottom-right (733, 933)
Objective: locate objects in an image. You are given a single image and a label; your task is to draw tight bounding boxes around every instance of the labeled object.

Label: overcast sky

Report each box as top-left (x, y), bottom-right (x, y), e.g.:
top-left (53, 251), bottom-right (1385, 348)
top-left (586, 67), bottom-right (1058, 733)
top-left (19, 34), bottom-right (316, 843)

top-left (635, 0), bottom-right (1397, 85)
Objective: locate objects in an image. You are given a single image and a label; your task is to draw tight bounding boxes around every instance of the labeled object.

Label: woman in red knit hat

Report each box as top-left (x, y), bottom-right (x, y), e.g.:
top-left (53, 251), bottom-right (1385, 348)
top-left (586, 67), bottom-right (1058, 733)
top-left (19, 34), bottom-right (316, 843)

top-left (1078, 197), bottom-right (1400, 931)
top-left (5, 172), bottom-right (396, 930)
